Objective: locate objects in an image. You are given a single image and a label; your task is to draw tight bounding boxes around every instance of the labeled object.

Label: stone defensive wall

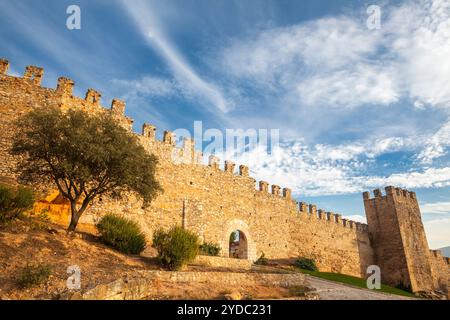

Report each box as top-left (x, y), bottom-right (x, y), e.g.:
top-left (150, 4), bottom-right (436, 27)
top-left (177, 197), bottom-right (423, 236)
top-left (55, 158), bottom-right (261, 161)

top-left (363, 187), bottom-right (449, 293)
top-left (77, 270), bottom-right (307, 300)
top-left (0, 59), bottom-right (375, 277)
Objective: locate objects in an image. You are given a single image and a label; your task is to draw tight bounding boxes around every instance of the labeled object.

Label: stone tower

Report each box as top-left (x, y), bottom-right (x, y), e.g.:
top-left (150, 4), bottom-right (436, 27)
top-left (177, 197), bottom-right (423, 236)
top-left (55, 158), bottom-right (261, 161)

top-left (363, 186), bottom-right (434, 292)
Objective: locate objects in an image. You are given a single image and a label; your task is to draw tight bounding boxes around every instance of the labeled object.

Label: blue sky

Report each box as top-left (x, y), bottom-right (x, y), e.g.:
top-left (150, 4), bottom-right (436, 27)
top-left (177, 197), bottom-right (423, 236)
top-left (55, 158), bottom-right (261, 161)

top-left (1, 0), bottom-right (449, 249)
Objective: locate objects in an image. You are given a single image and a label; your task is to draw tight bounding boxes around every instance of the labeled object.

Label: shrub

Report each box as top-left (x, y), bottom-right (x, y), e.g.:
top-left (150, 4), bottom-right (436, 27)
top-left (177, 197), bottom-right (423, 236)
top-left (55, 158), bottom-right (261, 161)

top-left (255, 252), bottom-right (269, 265)
top-left (294, 257), bottom-right (318, 271)
top-left (199, 242), bottom-right (221, 256)
top-left (12, 106), bottom-right (161, 232)
top-left (0, 184), bottom-right (34, 223)
top-left (36, 211), bottom-right (51, 223)
top-left (229, 231), bottom-right (237, 243)
top-left (153, 226), bottom-right (199, 270)
top-left (96, 214), bottom-right (146, 254)
top-left (16, 264), bottom-right (52, 288)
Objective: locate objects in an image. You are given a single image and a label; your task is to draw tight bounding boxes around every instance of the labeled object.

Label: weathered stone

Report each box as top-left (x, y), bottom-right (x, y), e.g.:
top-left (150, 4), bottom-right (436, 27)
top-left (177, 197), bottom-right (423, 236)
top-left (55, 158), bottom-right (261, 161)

top-left (363, 187), bottom-right (449, 294)
top-left (0, 59), bottom-right (447, 295)
top-left (224, 291), bottom-right (242, 300)
top-left (78, 270), bottom-right (306, 300)
top-left (192, 255), bottom-right (252, 270)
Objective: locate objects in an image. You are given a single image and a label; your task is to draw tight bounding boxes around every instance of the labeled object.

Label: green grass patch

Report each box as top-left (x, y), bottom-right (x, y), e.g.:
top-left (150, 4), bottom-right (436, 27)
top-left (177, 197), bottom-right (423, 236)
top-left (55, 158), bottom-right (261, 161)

top-left (297, 269), bottom-right (416, 298)
top-left (96, 214), bottom-right (146, 254)
top-left (199, 242), bottom-right (221, 256)
top-left (16, 264), bottom-right (52, 289)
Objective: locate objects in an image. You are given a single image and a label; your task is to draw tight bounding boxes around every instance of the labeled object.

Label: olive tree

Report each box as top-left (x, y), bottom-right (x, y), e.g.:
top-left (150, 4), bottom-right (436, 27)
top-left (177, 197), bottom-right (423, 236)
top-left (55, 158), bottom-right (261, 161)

top-left (11, 106), bottom-right (162, 231)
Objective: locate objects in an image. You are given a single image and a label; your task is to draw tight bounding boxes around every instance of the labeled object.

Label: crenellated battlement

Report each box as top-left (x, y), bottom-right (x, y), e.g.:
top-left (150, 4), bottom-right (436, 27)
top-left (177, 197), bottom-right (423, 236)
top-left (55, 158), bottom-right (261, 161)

top-left (24, 65), bottom-right (44, 85)
top-left (362, 183), bottom-right (446, 293)
top-left (0, 58), bottom-right (10, 74)
top-left (56, 77), bottom-right (74, 97)
top-left (430, 249), bottom-right (443, 258)
top-left (239, 165), bottom-right (249, 177)
top-left (271, 185), bottom-right (281, 196)
top-left (363, 186), bottom-right (417, 201)
top-left (4, 59), bottom-right (426, 282)
top-left (142, 123), bottom-right (156, 139)
top-left (85, 88), bottom-right (101, 105)
top-left (318, 209), bottom-right (327, 220)
top-left (282, 188), bottom-right (291, 199)
top-left (296, 200), bottom-right (367, 231)
top-left (258, 181), bottom-right (269, 193)
top-left (111, 98), bottom-right (126, 116)
top-left (0, 60), bottom-right (133, 128)
top-left (0, 59), bottom-right (370, 227)
top-left (208, 155), bottom-right (220, 169)
top-left (224, 160), bottom-right (235, 174)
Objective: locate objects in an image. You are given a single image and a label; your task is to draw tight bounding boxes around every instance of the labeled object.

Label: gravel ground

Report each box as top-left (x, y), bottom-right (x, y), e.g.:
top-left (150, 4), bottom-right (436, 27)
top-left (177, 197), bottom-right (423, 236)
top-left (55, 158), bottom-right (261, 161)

top-left (305, 275), bottom-right (415, 300)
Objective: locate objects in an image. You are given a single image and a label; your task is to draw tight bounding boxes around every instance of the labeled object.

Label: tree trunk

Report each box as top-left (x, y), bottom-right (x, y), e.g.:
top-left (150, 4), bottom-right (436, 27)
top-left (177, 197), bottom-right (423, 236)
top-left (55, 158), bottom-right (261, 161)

top-left (68, 210), bottom-right (81, 232)
top-left (68, 201), bottom-right (82, 232)
top-left (67, 197), bottom-right (91, 231)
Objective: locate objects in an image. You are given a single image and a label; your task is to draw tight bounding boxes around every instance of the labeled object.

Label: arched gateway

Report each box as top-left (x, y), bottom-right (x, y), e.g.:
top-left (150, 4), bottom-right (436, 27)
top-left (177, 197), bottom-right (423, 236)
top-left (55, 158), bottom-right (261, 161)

top-left (222, 219), bottom-right (256, 261)
top-left (229, 230), bottom-right (248, 259)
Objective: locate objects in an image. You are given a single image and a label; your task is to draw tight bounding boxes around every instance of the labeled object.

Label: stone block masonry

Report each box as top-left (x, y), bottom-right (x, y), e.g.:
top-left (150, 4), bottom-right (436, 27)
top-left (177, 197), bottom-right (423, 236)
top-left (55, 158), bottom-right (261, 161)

top-left (364, 187), bottom-right (449, 294)
top-left (0, 58), bottom-right (448, 294)
top-left (76, 270), bottom-right (307, 300)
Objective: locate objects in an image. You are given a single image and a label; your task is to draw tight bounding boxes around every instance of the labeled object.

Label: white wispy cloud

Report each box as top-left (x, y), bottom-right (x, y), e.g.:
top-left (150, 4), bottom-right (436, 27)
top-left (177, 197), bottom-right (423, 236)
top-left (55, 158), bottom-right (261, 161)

top-left (365, 168), bottom-right (450, 190)
top-left (344, 215), bottom-right (367, 223)
top-left (217, 138), bottom-right (450, 196)
top-left (0, 1), bottom-right (122, 92)
top-left (421, 201), bottom-right (450, 215)
top-left (424, 218), bottom-right (450, 249)
top-left (120, 0), bottom-right (231, 113)
top-left (296, 63), bottom-right (399, 108)
top-left (417, 120), bottom-right (450, 164)
top-left (386, 0), bottom-right (450, 109)
top-left (198, 0), bottom-right (450, 199)
top-left (215, 0), bottom-right (450, 111)
top-left (112, 77), bottom-right (178, 98)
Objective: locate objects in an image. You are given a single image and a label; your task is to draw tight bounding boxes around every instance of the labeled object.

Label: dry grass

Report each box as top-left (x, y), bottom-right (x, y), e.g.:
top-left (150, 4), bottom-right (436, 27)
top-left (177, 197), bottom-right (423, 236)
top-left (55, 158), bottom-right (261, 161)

top-left (0, 217), bottom-right (159, 299)
top-left (0, 217), bottom-right (315, 300)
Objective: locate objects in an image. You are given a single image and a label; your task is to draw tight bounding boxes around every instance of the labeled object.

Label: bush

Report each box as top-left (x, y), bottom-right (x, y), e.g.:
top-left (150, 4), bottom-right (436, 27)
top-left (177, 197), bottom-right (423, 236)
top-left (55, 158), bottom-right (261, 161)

top-left (294, 257), bottom-right (318, 271)
top-left (153, 226), bottom-right (199, 270)
top-left (229, 231), bottom-right (237, 243)
top-left (0, 184), bottom-right (34, 223)
top-left (16, 264), bottom-right (52, 288)
top-left (199, 242), bottom-right (221, 256)
top-left (96, 214), bottom-right (146, 254)
top-left (255, 252), bottom-right (269, 265)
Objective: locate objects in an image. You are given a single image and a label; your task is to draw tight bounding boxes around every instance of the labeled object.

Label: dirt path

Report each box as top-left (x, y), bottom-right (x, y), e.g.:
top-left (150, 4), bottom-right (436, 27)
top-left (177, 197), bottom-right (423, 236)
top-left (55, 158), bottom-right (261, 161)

top-left (305, 275), bottom-right (414, 300)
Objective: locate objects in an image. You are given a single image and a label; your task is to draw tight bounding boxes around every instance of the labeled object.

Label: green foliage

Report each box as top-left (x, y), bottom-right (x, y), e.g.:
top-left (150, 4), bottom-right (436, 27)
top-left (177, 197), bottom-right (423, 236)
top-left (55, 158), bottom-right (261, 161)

top-left (96, 214), bottom-right (146, 254)
top-left (11, 106), bottom-right (162, 231)
top-left (199, 242), bottom-right (221, 256)
top-left (294, 257), bottom-right (318, 271)
top-left (229, 231), bottom-right (237, 243)
top-left (254, 252), bottom-right (269, 265)
top-left (36, 210), bottom-right (51, 223)
top-left (0, 184), bottom-right (34, 223)
top-left (153, 226), bottom-right (199, 270)
top-left (16, 264), bottom-right (52, 289)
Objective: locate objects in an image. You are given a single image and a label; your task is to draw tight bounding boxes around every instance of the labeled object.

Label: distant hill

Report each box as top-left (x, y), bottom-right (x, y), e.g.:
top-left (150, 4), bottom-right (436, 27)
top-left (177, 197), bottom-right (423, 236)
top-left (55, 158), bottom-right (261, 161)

top-left (437, 246), bottom-right (450, 257)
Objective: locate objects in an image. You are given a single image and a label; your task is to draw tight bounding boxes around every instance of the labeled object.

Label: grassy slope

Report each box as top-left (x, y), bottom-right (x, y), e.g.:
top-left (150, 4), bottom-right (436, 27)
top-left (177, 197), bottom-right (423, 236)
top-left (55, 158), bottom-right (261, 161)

top-left (298, 269), bottom-right (416, 298)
